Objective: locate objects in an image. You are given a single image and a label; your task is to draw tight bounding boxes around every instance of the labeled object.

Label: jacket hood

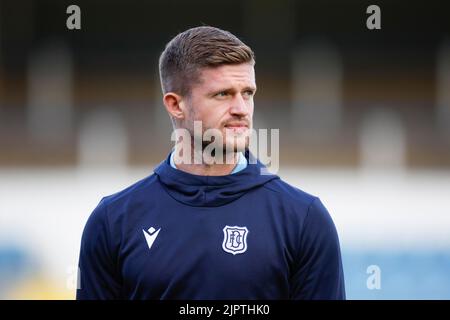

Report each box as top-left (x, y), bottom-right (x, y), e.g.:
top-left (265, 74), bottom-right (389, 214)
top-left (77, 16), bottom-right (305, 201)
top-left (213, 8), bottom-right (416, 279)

top-left (153, 150), bottom-right (279, 207)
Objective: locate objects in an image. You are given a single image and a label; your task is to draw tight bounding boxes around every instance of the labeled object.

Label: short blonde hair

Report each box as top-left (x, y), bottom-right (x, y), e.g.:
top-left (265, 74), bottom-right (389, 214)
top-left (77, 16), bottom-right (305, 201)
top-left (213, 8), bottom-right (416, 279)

top-left (159, 26), bottom-right (255, 97)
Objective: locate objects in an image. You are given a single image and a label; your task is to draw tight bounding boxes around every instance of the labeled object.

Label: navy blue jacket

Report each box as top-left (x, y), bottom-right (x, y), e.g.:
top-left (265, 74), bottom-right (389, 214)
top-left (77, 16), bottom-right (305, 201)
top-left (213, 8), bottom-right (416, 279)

top-left (76, 151), bottom-right (345, 299)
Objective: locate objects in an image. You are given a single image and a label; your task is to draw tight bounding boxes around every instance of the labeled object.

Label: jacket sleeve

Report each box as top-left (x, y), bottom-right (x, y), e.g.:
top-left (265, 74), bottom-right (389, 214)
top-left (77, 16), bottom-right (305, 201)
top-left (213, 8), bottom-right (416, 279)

top-left (290, 198), bottom-right (346, 300)
top-left (76, 199), bottom-right (122, 299)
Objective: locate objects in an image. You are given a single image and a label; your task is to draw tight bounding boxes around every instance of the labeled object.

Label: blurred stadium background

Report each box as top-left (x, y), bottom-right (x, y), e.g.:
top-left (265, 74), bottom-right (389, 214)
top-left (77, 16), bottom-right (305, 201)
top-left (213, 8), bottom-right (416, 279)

top-left (1, 0), bottom-right (450, 299)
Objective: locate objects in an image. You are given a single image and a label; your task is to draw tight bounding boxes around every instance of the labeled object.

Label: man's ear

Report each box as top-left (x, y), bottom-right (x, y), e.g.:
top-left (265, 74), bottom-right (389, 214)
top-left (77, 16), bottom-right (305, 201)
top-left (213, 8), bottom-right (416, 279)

top-left (163, 92), bottom-right (186, 121)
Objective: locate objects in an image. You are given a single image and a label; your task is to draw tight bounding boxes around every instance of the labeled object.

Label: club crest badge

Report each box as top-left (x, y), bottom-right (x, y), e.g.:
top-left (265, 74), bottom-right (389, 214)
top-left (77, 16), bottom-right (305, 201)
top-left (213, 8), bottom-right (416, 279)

top-left (222, 225), bottom-right (249, 255)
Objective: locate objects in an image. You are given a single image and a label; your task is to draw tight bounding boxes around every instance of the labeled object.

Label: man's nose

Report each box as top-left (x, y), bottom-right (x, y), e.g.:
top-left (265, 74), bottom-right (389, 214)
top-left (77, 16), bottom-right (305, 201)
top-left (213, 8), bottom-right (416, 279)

top-left (229, 94), bottom-right (249, 116)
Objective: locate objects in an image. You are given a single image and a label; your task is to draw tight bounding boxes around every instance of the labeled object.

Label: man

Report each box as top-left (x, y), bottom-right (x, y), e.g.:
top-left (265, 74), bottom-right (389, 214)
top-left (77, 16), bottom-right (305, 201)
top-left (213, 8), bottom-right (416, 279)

top-left (76, 26), bottom-right (345, 300)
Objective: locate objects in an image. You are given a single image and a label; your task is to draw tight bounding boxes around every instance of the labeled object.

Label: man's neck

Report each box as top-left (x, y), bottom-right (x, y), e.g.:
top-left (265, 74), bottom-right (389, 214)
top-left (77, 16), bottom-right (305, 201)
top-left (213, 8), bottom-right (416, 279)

top-left (172, 145), bottom-right (239, 176)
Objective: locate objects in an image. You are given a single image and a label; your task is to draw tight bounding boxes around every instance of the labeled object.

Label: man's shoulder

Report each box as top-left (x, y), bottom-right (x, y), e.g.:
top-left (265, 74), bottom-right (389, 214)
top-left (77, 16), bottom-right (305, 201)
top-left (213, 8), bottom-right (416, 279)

top-left (261, 177), bottom-right (336, 240)
top-left (99, 171), bottom-right (160, 212)
top-left (262, 176), bottom-right (318, 210)
top-left (81, 172), bottom-right (161, 244)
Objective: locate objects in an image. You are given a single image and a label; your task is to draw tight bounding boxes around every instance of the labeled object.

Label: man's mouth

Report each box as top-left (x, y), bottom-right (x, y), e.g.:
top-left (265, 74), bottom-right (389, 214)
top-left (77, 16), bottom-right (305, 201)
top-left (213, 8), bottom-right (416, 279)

top-left (224, 123), bottom-right (249, 134)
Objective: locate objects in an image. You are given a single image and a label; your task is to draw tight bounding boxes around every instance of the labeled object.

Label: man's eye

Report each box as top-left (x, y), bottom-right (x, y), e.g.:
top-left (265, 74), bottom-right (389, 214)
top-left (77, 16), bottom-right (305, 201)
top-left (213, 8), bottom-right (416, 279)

top-left (244, 90), bottom-right (254, 97)
top-left (216, 92), bottom-right (228, 97)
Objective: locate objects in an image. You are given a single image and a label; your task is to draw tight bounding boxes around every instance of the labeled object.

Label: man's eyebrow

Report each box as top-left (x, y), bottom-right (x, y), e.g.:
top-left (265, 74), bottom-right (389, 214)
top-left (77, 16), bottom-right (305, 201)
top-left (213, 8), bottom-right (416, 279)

top-left (208, 86), bottom-right (257, 95)
top-left (207, 87), bottom-right (233, 96)
top-left (243, 86), bottom-right (257, 92)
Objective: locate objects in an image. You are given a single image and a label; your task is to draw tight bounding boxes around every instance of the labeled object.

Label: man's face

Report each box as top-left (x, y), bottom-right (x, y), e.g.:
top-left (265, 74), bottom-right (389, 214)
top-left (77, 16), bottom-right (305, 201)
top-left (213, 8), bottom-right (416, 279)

top-left (181, 63), bottom-right (256, 153)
